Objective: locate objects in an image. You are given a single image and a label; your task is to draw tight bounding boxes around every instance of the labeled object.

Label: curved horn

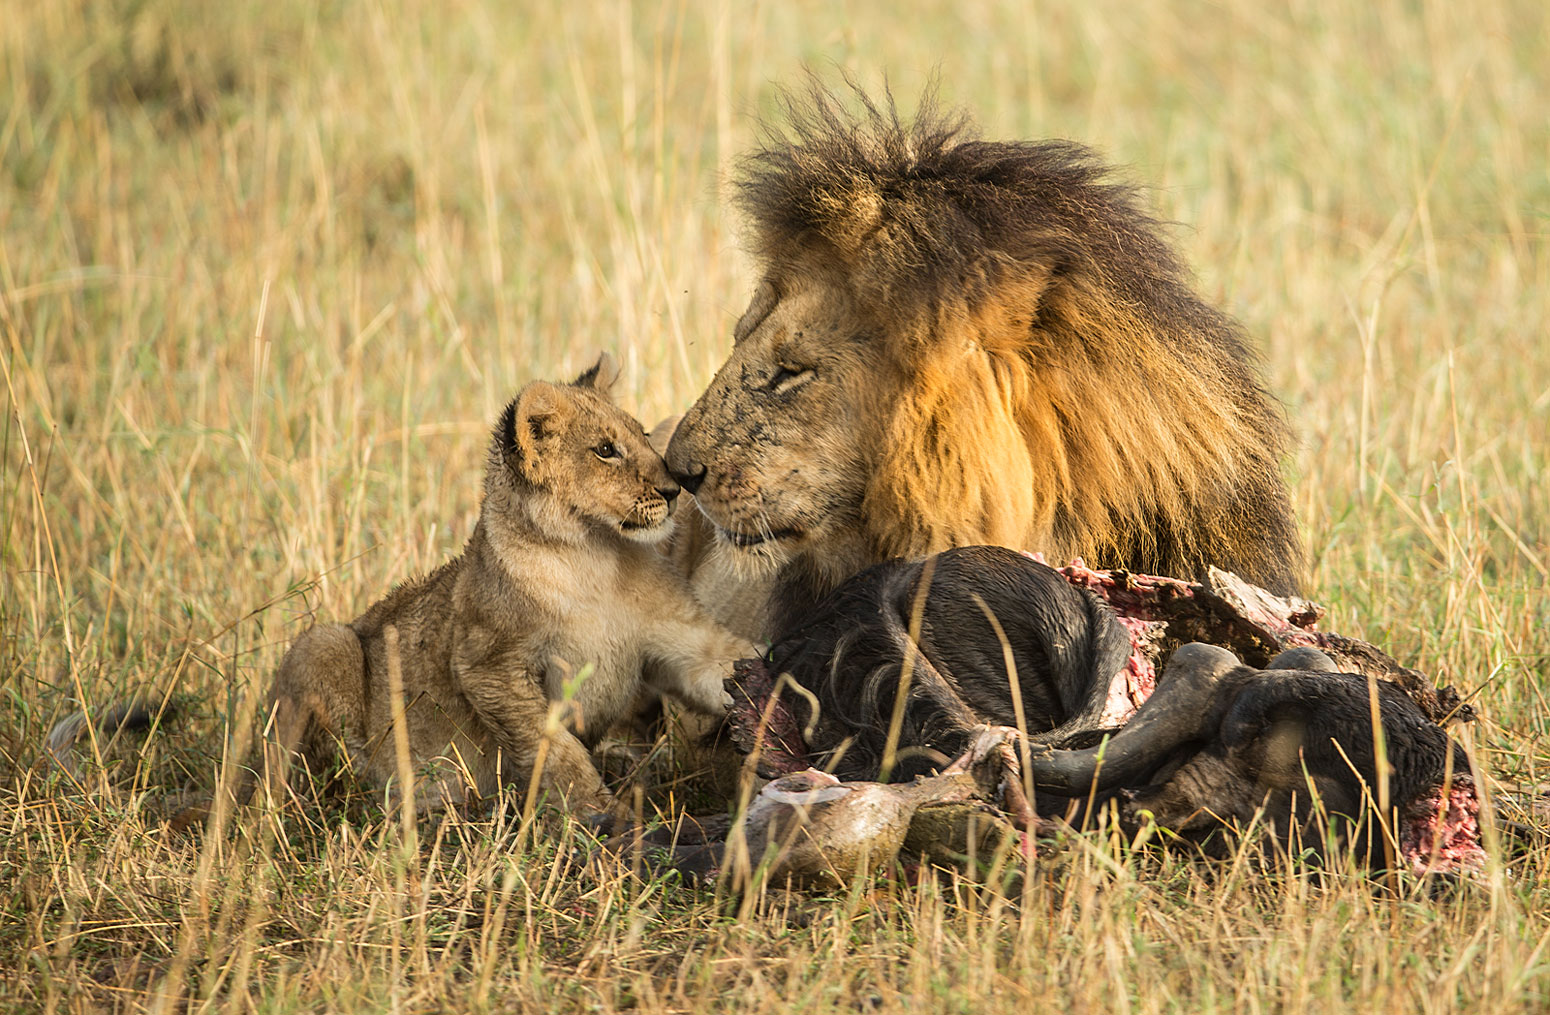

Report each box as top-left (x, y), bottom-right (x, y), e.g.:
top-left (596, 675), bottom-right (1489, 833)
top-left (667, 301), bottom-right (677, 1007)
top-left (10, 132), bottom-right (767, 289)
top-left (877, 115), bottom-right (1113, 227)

top-left (1025, 643), bottom-right (1246, 795)
top-left (1265, 646), bottom-right (1338, 672)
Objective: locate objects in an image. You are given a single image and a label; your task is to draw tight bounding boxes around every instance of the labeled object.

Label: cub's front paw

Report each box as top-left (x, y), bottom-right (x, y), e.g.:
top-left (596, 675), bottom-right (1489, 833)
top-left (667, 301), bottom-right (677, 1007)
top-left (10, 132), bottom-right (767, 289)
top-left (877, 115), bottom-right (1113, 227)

top-left (686, 673), bottom-right (734, 716)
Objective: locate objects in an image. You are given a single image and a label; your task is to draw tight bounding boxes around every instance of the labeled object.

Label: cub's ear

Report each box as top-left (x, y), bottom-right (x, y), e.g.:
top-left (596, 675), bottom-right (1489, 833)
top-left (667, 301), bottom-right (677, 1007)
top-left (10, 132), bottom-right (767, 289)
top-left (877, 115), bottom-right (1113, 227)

top-left (572, 352), bottom-right (619, 395)
top-left (511, 382), bottom-right (570, 460)
top-left (495, 397), bottom-right (521, 459)
top-left (733, 278), bottom-right (779, 344)
top-left (646, 413), bottom-right (681, 457)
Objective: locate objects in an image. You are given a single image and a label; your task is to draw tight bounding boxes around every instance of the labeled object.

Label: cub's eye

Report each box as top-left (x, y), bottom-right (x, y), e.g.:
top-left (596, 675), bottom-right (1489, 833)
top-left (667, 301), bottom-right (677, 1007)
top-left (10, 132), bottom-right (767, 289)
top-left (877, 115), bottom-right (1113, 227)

top-left (593, 440), bottom-right (619, 460)
top-left (767, 364), bottom-right (813, 392)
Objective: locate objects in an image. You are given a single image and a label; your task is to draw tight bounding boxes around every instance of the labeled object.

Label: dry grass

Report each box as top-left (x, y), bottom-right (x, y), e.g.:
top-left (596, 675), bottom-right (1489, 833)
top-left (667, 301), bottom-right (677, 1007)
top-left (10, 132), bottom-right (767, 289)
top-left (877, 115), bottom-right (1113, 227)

top-left (3, 0), bottom-right (1548, 1011)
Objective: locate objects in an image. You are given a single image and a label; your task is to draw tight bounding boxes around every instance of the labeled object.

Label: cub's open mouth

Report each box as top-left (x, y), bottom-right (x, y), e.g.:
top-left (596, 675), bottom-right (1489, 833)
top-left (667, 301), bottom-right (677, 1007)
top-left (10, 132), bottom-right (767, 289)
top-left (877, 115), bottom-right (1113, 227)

top-left (620, 518), bottom-right (665, 532)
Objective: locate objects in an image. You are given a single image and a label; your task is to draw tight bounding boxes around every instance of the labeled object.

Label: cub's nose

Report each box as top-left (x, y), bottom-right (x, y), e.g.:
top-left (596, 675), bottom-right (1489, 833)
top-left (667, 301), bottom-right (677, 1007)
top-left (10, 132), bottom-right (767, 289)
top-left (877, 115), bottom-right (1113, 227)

top-left (670, 462), bottom-right (707, 496)
top-left (656, 483), bottom-right (681, 507)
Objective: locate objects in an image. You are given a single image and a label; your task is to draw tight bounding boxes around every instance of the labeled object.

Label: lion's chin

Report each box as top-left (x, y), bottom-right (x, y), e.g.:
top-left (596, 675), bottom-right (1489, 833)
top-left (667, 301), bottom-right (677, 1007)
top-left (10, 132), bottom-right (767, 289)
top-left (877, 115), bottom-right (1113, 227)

top-left (687, 497), bottom-right (810, 568)
top-left (709, 523), bottom-right (807, 573)
top-left (717, 525), bottom-right (803, 549)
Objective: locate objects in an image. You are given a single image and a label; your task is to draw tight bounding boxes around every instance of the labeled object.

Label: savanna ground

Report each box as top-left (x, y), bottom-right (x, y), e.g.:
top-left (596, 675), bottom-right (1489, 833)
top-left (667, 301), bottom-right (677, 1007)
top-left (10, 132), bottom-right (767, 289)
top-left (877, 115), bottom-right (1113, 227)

top-left (2, 0), bottom-right (1548, 1011)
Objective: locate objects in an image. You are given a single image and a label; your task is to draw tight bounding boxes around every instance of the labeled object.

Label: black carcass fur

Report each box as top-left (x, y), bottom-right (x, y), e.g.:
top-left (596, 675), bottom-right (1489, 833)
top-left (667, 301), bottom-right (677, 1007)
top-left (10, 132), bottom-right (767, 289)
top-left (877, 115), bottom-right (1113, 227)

top-left (754, 545), bottom-right (1133, 781)
top-left (726, 546), bottom-right (1481, 869)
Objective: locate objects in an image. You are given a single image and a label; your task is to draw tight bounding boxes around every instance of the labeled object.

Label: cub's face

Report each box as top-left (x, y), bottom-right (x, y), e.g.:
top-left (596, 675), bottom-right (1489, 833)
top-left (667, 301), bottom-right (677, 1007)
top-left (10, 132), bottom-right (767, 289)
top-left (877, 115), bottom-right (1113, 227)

top-left (496, 360), bottom-right (681, 544)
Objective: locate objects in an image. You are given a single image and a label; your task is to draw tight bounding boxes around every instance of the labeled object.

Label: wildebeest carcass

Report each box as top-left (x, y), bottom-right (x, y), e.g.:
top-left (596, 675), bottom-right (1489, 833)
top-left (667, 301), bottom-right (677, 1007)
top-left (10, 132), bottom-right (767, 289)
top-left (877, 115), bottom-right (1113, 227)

top-left (715, 546), bottom-right (1483, 878)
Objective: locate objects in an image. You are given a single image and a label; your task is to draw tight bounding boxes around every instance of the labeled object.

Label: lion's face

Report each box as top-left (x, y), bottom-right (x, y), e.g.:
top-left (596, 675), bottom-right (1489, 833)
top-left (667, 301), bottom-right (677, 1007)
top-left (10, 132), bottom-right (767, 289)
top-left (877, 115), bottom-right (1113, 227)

top-left (497, 364), bottom-right (681, 545)
top-left (665, 277), bottom-right (895, 568)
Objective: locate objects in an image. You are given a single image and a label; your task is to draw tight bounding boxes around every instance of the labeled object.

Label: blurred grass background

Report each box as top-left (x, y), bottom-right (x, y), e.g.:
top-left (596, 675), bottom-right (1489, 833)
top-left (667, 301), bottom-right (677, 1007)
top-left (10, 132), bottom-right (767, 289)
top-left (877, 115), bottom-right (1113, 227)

top-left (2, 0), bottom-right (1548, 1011)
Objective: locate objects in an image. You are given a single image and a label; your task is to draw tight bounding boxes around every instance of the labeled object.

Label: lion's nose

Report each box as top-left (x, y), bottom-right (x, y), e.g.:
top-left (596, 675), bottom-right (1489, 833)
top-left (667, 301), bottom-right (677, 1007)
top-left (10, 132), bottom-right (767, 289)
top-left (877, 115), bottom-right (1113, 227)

top-left (656, 483), bottom-right (681, 507)
top-left (671, 462), bottom-right (707, 496)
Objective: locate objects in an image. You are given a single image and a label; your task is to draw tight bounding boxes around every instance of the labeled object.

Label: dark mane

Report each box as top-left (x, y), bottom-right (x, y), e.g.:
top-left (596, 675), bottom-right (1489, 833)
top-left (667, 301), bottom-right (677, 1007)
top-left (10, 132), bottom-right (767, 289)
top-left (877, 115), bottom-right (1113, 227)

top-left (737, 83), bottom-right (1237, 356)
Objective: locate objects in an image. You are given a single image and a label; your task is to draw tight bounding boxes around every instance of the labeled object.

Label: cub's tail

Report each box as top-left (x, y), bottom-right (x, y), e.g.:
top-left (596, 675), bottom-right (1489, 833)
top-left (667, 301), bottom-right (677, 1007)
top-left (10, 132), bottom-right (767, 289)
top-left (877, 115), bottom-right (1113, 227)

top-left (46, 700), bottom-right (177, 779)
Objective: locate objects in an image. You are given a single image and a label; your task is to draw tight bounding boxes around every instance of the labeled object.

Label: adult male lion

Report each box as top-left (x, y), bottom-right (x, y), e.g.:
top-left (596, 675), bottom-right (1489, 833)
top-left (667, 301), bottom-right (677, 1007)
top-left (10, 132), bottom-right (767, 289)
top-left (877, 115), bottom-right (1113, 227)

top-left (666, 89), bottom-right (1301, 636)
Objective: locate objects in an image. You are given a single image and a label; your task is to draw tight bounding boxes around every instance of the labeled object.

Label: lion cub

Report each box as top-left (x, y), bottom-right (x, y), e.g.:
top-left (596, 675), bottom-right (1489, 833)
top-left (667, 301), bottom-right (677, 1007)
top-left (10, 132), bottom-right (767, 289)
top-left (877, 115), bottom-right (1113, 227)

top-left (263, 357), bottom-right (750, 816)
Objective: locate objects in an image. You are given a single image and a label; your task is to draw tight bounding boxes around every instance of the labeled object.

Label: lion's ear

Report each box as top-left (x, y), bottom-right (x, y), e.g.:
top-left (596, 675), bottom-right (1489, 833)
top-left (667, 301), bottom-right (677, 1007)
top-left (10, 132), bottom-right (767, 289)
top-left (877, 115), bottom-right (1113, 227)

top-left (959, 253), bottom-right (1056, 348)
top-left (818, 183), bottom-right (885, 264)
top-left (572, 352), bottom-right (619, 395)
top-left (513, 382), bottom-right (570, 460)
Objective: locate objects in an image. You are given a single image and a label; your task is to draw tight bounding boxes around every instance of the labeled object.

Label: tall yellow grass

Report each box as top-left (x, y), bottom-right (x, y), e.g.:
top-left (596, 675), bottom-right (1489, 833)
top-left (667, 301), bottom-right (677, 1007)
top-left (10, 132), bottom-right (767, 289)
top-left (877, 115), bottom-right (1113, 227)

top-left (2, 0), bottom-right (1547, 1011)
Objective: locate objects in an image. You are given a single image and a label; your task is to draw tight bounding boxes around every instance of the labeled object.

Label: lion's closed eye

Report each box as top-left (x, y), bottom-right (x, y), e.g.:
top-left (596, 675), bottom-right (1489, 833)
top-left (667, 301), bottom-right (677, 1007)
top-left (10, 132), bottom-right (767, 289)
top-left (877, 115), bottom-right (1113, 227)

top-left (767, 365), bottom-right (813, 393)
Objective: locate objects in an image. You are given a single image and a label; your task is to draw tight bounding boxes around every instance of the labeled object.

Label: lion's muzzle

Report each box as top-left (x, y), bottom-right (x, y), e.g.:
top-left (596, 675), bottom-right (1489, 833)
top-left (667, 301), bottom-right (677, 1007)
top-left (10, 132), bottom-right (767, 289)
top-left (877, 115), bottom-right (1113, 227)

top-left (666, 458), bottom-right (707, 496)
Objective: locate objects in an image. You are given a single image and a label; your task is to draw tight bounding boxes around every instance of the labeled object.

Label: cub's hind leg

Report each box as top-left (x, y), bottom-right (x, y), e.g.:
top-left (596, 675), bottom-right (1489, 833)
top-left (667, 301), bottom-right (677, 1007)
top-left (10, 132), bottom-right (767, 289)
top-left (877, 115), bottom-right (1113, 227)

top-left (260, 623), bottom-right (367, 807)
